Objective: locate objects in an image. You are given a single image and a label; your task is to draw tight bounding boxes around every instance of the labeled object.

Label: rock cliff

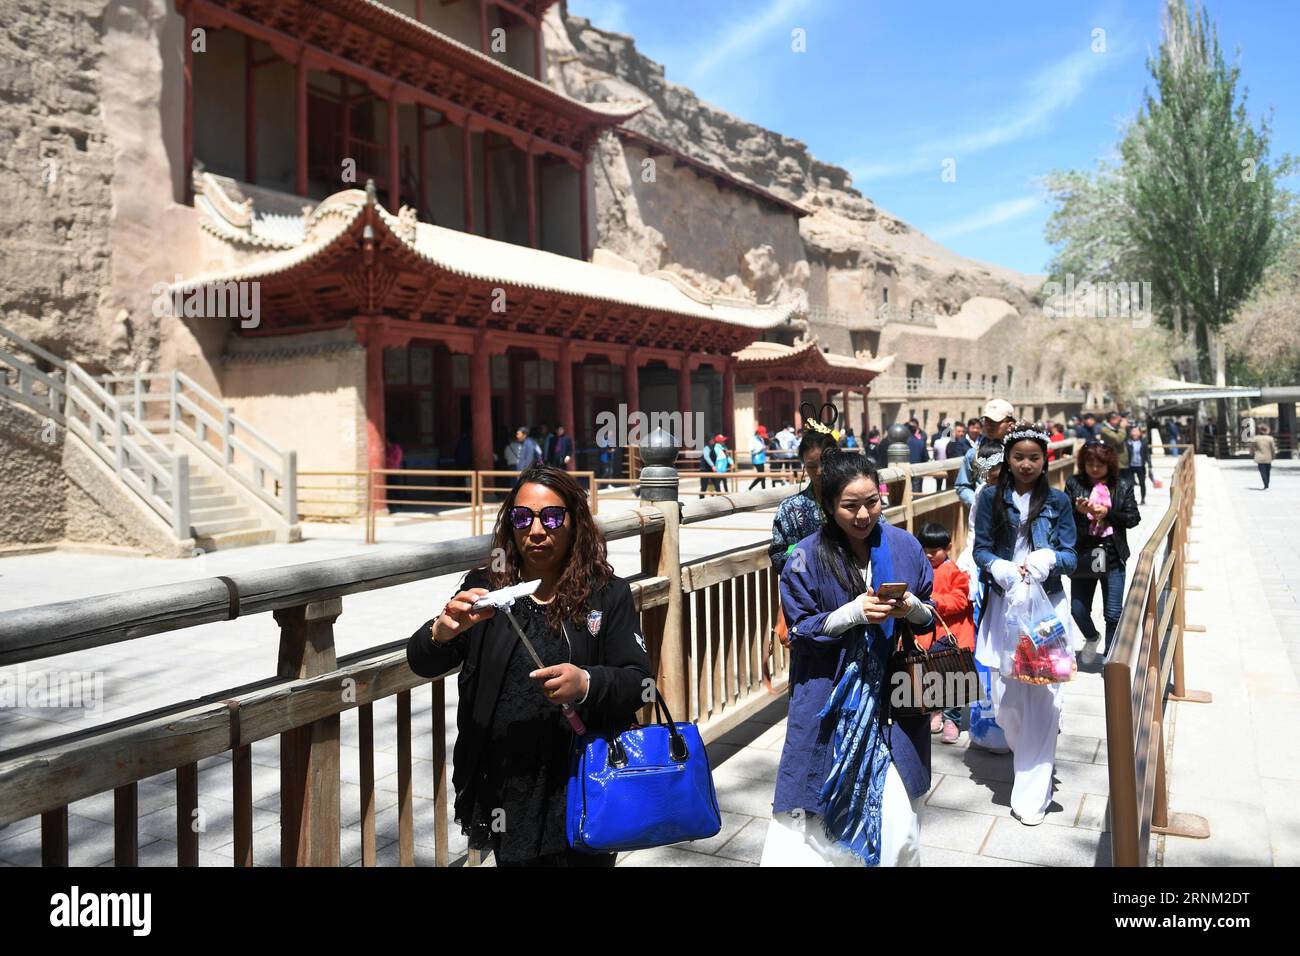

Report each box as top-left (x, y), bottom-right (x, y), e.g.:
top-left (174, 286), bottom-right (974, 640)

top-left (544, 5), bottom-right (1045, 323)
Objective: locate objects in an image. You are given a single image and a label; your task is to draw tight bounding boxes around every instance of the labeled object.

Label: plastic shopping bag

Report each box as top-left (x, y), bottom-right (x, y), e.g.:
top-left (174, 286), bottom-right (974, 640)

top-left (1001, 579), bottom-right (1076, 685)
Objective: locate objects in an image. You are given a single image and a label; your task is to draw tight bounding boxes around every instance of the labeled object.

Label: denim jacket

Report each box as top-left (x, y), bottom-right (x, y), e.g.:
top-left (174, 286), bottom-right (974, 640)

top-left (972, 484), bottom-right (1078, 598)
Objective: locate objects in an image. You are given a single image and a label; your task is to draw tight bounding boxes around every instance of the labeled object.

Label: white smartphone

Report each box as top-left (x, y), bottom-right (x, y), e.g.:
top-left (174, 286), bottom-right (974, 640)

top-left (471, 579), bottom-right (540, 611)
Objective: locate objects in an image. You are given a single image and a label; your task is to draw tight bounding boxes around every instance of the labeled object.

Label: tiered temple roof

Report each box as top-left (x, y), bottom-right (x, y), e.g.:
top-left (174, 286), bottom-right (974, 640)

top-left (178, 180), bottom-right (799, 353)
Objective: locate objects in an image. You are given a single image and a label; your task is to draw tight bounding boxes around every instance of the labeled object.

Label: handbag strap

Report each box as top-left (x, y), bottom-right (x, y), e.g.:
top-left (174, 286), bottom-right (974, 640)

top-left (930, 607), bottom-right (957, 644)
top-left (895, 604), bottom-right (954, 656)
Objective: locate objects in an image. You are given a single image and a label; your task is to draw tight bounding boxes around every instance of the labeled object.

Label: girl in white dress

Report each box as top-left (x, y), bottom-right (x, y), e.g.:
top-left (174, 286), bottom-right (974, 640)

top-left (971, 424), bottom-right (1078, 825)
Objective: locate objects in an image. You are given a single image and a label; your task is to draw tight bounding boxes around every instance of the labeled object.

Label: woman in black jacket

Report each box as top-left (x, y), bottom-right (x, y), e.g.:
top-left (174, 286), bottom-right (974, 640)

top-left (405, 465), bottom-right (652, 867)
top-left (1065, 440), bottom-right (1141, 654)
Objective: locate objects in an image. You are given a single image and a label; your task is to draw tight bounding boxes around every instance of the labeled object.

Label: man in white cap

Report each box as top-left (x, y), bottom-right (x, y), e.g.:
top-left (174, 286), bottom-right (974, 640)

top-left (955, 398), bottom-right (1017, 509)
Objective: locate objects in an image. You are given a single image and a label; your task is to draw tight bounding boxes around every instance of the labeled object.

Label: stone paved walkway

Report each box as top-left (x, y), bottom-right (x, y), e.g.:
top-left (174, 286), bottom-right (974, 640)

top-left (1159, 457), bottom-right (1300, 867)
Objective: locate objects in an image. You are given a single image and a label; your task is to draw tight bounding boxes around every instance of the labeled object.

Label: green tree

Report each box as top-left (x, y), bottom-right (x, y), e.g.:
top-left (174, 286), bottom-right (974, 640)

top-left (1226, 195), bottom-right (1300, 385)
top-left (1121, 0), bottom-right (1289, 384)
top-left (1044, 158), bottom-right (1143, 286)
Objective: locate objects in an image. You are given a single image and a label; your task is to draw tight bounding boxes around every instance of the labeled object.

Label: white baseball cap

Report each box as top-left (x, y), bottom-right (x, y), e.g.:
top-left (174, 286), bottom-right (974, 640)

top-left (982, 399), bottom-right (1015, 422)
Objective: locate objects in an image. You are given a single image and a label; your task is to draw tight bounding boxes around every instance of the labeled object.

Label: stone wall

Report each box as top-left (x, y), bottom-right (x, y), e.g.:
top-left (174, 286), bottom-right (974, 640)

top-left (0, 399), bottom-right (189, 555)
top-left (2, 1), bottom-right (221, 386)
top-left (221, 328), bottom-right (369, 474)
top-left (1, 0), bottom-right (115, 365)
top-left (0, 402), bottom-right (68, 548)
top-left (594, 137), bottom-right (810, 305)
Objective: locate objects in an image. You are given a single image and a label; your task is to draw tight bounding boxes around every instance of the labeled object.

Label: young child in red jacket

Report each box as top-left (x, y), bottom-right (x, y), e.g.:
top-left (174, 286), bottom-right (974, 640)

top-left (916, 521), bottom-right (975, 744)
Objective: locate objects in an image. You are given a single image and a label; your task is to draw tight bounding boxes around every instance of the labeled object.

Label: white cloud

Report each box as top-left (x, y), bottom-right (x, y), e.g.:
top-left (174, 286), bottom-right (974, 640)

top-left (684, 0), bottom-right (815, 85)
top-left (847, 43), bottom-right (1119, 184)
top-left (930, 195), bottom-right (1043, 240)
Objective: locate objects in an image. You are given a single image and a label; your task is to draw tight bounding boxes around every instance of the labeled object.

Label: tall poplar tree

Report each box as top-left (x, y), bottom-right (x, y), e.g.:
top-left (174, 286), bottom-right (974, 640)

top-left (1121, 0), bottom-right (1286, 384)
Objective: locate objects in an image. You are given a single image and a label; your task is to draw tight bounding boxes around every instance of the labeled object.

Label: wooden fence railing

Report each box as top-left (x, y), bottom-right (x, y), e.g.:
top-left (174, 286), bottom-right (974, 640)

top-left (1104, 445), bottom-right (1210, 866)
top-left (0, 441), bottom-right (1078, 867)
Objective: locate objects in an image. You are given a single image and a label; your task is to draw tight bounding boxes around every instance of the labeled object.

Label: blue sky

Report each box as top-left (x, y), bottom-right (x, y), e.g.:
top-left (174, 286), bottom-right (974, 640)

top-left (566, 0), bottom-right (1299, 276)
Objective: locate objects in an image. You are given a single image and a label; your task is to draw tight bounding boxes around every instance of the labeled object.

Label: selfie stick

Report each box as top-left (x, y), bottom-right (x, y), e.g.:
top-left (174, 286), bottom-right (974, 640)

top-left (496, 600), bottom-right (587, 736)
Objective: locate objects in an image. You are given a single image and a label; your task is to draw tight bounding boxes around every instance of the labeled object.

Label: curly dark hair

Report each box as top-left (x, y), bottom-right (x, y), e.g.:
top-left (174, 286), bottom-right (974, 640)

top-left (487, 465), bottom-right (612, 631)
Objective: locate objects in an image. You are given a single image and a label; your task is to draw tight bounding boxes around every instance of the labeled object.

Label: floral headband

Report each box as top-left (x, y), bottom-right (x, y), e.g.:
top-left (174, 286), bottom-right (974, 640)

top-left (1002, 422), bottom-right (1051, 449)
top-left (974, 449), bottom-right (1004, 482)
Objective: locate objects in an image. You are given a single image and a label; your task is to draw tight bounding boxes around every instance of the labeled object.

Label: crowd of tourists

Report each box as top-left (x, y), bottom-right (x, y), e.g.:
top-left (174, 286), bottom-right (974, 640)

top-left (409, 395), bottom-right (1170, 869)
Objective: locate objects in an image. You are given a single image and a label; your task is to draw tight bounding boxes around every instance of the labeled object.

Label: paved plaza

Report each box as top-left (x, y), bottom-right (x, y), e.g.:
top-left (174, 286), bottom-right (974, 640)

top-left (1, 456), bottom-right (1294, 866)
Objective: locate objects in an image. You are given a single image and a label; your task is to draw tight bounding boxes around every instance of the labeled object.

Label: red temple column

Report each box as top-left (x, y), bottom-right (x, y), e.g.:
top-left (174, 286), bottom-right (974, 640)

top-left (526, 147), bottom-right (538, 248)
top-left (471, 331), bottom-right (493, 472)
top-left (625, 351), bottom-right (639, 415)
top-left (482, 136), bottom-right (493, 238)
top-left (677, 354), bottom-right (692, 418)
top-left (793, 380), bottom-right (805, 429)
top-left (362, 319), bottom-right (387, 472)
top-left (556, 339), bottom-right (574, 436)
top-left (387, 90), bottom-right (400, 211)
top-left (578, 162), bottom-right (589, 260)
top-left (462, 125), bottom-right (475, 233)
top-left (722, 358), bottom-right (736, 444)
top-left (244, 35), bottom-right (257, 184)
top-left (295, 50), bottom-right (308, 197)
top-left (417, 107), bottom-right (427, 219)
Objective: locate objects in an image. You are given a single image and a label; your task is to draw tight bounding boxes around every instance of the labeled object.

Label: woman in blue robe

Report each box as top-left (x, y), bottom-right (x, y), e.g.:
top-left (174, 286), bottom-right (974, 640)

top-left (760, 449), bottom-right (937, 866)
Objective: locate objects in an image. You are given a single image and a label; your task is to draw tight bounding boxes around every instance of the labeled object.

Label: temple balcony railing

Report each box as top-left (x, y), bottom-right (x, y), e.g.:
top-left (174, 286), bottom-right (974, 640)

top-left (870, 376), bottom-right (1087, 404)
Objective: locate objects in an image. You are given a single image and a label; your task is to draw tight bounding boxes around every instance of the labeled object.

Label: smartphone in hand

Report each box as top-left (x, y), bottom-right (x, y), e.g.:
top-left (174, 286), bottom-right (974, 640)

top-left (875, 582), bottom-right (907, 602)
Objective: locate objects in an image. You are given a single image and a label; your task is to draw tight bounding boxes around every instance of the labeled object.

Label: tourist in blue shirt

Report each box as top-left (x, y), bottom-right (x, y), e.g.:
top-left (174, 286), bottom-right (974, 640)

top-left (956, 399), bottom-right (1017, 508)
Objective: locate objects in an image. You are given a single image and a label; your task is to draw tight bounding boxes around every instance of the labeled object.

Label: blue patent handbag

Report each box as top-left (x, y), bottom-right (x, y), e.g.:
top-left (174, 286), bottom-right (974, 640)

top-left (566, 688), bottom-right (722, 853)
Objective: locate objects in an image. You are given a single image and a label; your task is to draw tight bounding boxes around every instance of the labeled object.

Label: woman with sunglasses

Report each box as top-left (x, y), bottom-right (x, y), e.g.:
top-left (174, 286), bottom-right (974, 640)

top-left (405, 465), bottom-right (653, 866)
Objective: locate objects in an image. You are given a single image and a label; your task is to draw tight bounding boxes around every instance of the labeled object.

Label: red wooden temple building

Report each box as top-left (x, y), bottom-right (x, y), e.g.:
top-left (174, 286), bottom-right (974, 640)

top-left (172, 0), bottom-right (879, 473)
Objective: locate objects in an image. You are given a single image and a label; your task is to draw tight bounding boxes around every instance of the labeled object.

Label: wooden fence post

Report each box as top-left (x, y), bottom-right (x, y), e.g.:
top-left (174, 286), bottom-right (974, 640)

top-left (274, 598), bottom-right (343, 866)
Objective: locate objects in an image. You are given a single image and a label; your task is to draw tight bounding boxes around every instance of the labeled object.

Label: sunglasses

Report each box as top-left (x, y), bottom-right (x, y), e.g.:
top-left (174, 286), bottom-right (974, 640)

top-left (508, 505), bottom-right (568, 531)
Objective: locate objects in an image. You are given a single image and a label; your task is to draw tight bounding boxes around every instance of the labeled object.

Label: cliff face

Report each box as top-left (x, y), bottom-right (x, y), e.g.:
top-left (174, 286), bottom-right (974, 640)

top-left (544, 5), bottom-right (1045, 326)
top-left (0, 0), bottom-right (115, 362)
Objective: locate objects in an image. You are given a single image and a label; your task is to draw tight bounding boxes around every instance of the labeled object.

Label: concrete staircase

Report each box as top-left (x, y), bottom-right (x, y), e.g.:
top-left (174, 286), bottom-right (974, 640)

top-left (146, 434), bottom-right (277, 550)
top-left (2, 320), bottom-right (296, 555)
